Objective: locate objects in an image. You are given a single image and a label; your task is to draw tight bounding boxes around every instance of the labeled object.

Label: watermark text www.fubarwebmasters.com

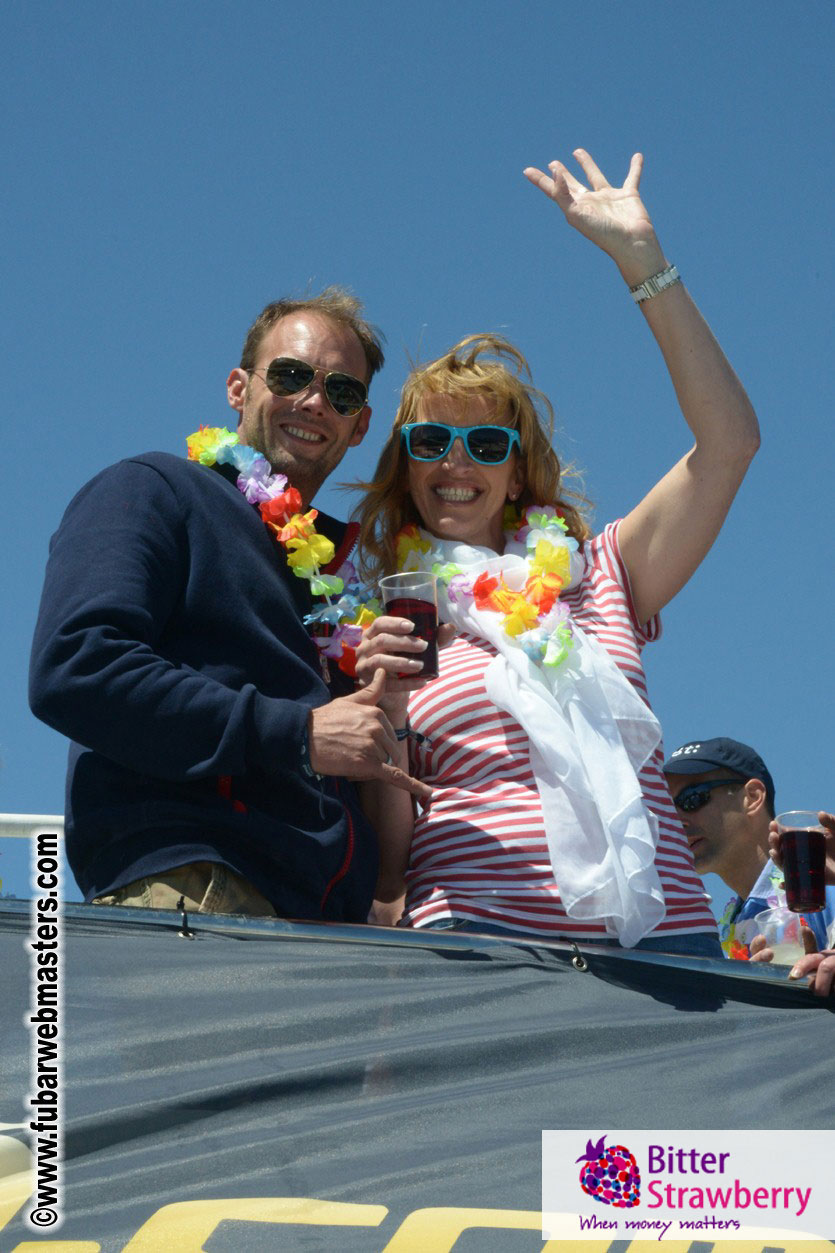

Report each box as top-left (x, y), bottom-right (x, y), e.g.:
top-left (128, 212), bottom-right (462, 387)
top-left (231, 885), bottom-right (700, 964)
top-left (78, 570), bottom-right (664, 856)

top-left (26, 830), bottom-right (63, 1229)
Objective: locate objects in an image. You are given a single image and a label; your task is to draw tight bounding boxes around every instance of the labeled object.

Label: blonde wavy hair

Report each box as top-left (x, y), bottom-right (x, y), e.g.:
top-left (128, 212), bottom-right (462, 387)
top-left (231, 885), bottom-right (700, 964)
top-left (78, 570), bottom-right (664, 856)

top-left (353, 333), bottom-right (592, 580)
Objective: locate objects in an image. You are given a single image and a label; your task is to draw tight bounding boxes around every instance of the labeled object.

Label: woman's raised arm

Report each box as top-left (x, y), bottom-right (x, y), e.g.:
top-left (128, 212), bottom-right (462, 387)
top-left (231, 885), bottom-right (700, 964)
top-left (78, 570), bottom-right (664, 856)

top-left (525, 149), bottom-right (760, 625)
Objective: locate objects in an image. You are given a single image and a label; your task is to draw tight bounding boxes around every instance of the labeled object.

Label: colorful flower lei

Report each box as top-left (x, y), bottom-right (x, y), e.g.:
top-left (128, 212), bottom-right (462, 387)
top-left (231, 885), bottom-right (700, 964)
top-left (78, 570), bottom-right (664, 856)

top-left (187, 426), bottom-right (579, 677)
top-left (394, 505), bottom-right (579, 671)
top-left (186, 427), bottom-right (377, 674)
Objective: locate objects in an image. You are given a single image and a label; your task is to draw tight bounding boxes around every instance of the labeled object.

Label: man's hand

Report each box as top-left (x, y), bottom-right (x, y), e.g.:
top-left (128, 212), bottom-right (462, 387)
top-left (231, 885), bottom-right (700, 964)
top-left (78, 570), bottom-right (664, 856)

top-left (750, 925), bottom-right (818, 965)
top-left (308, 669), bottom-right (431, 800)
top-left (789, 949), bottom-right (835, 997)
top-left (768, 811), bottom-right (835, 884)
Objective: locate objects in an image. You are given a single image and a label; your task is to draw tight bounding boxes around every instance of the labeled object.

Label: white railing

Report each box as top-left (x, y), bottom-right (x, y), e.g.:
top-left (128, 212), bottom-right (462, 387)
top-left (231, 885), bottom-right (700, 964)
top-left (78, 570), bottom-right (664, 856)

top-left (0, 814), bottom-right (65, 839)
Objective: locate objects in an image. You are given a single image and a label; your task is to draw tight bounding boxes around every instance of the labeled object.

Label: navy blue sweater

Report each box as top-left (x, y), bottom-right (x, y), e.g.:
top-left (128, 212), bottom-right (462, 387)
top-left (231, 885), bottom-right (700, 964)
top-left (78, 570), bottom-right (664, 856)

top-left (29, 452), bottom-right (378, 920)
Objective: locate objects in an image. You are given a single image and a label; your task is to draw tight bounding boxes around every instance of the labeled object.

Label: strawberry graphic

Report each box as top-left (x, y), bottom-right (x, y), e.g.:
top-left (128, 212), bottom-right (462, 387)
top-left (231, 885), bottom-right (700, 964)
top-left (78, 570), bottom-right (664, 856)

top-left (576, 1135), bottom-right (641, 1208)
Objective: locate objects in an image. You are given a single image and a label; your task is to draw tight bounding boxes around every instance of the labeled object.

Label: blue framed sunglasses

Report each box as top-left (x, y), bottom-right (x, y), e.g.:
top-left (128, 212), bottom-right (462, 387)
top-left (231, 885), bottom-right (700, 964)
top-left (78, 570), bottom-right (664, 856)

top-left (401, 422), bottom-right (522, 466)
top-left (672, 779), bottom-right (744, 813)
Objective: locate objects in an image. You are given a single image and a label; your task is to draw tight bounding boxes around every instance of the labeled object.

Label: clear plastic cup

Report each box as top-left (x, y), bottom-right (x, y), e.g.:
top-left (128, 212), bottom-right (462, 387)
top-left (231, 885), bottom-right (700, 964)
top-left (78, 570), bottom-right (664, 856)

top-left (753, 906), bottom-right (806, 966)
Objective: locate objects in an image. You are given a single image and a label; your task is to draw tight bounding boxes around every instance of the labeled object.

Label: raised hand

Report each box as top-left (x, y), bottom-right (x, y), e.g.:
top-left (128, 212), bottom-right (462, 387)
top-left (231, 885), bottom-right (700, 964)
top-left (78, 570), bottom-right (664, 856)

top-left (308, 668), bottom-right (431, 799)
top-left (523, 148), bottom-right (662, 274)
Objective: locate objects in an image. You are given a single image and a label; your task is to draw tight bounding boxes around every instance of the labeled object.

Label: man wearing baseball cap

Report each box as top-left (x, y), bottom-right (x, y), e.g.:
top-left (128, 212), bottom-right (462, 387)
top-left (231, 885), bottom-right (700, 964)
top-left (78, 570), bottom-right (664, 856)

top-left (663, 737), bottom-right (835, 959)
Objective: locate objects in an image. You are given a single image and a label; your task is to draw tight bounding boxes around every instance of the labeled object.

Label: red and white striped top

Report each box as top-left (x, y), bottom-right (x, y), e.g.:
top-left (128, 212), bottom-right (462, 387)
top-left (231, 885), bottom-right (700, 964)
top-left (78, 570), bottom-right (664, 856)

top-left (402, 520), bottom-right (716, 939)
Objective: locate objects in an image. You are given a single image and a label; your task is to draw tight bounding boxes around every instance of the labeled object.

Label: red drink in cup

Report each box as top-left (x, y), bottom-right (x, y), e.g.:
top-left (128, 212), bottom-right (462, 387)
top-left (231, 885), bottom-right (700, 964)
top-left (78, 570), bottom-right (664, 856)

top-left (380, 574), bottom-right (439, 680)
top-left (776, 811), bottom-right (827, 913)
top-left (383, 597), bottom-right (438, 677)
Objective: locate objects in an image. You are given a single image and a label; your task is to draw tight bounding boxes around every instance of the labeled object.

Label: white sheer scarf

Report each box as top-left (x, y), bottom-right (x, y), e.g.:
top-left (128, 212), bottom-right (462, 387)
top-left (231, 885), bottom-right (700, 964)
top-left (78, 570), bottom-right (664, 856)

top-left (416, 532), bottom-right (666, 947)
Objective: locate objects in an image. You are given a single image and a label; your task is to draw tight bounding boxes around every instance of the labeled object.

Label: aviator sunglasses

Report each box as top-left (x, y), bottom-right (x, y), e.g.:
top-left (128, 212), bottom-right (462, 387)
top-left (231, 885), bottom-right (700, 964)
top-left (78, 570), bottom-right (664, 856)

top-left (672, 779), bottom-right (744, 813)
top-left (250, 357), bottom-right (368, 417)
top-left (401, 421), bottom-right (522, 466)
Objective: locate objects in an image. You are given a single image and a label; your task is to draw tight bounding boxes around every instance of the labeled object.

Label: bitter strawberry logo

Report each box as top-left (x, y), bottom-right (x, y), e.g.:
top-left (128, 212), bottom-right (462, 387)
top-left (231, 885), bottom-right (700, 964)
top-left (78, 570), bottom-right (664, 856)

top-left (577, 1134), bottom-right (641, 1208)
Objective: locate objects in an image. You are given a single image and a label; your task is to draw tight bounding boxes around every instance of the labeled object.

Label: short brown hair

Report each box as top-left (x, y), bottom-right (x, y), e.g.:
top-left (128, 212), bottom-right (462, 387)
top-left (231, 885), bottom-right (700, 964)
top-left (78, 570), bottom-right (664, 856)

top-left (354, 333), bottom-right (592, 580)
top-left (239, 286), bottom-right (385, 382)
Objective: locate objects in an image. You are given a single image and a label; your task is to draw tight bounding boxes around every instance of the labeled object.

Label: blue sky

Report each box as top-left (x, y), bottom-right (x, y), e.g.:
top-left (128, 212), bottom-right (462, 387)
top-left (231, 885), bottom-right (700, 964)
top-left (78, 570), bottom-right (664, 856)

top-left (2, 1), bottom-right (832, 914)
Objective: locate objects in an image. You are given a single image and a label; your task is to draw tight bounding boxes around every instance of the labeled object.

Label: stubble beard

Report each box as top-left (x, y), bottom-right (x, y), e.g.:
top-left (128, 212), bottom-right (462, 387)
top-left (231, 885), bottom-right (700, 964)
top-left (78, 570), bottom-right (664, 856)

top-left (258, 427), bottom-right (330, 507)
top-left (238, 390), bottom-right (322, 502)
top-left (239, 381), bottom-right (360, 505)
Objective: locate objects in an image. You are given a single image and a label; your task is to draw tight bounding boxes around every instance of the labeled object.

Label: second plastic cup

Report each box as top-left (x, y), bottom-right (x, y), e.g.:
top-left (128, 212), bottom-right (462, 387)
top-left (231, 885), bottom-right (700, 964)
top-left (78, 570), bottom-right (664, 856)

top-left (379, 573), bottom-right (439, 679)
top-left (752, 907), bottom-right (806, 965)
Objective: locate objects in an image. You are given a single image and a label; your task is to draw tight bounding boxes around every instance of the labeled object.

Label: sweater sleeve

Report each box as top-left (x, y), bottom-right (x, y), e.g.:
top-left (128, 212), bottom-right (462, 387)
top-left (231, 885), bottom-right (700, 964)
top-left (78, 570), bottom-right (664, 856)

top-left (29, 458), bottom-right (311, 783)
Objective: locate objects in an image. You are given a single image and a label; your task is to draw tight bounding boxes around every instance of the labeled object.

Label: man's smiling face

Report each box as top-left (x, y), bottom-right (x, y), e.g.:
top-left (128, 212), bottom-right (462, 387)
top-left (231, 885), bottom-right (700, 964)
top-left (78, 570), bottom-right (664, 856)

top-left (227, 312), bottom-right (370, 505)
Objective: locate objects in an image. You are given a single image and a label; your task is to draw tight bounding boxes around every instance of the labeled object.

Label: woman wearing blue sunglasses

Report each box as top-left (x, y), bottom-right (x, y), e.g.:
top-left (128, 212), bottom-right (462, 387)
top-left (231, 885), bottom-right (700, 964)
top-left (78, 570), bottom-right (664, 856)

top-left (354, 148), bottom-right (759, 957)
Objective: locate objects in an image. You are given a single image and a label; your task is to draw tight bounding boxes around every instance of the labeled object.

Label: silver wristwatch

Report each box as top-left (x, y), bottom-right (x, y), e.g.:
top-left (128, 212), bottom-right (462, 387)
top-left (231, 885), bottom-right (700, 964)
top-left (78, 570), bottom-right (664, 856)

top-left (629, 264), bottom-right (681, 304)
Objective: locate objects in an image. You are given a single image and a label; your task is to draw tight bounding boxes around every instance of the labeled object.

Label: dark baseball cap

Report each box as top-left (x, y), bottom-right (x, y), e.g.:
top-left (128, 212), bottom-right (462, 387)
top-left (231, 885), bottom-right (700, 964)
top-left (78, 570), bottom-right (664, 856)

top-left (662, 737), bottom-right (775, 812)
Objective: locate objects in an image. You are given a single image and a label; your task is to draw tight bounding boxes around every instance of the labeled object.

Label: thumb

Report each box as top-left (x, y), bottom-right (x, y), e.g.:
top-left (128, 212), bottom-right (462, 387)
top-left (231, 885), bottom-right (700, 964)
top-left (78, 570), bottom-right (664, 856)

top-left (438, 622), bottom-right (457, 650)
top-left (801, 925), bottom-right (819, 956)
top-left (349, 667), bottom-right (386, 705)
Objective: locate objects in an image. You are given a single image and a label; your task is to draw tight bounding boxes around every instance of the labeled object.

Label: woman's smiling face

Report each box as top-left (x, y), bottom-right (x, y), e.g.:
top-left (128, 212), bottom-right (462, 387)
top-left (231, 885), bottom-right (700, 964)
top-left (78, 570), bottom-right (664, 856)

top-left (406, 395), bottom-right (524, 551)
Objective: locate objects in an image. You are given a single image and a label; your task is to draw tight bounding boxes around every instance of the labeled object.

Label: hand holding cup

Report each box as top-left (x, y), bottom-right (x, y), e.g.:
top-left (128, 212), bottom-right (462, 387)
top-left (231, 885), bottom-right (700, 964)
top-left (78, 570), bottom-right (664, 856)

top-left (355, 574), bottom-right (456, 704)
top-left (769, 811), bottom-right (835, 889)
top-left (379, 573), bottom-right (439, 679)
top-left (751, 907), bottom-right (807, 965)
top-left (769, 811), bottom-right (827, 913)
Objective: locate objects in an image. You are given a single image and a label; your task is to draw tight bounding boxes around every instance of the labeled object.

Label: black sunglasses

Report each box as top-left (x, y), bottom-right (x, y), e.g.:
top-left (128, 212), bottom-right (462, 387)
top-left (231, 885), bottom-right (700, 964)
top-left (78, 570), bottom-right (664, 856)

top-left (401, 421), bottom-right (522, 466)
top-left (672, 779), bottom-right (744, 813)
top-left (250, 357), bottom-right (368, 417)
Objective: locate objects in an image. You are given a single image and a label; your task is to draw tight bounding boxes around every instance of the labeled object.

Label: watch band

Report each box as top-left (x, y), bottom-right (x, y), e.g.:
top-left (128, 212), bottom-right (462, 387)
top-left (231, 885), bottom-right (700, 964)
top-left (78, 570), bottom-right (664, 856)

top-left (629, 264), bottom-right (681, 304)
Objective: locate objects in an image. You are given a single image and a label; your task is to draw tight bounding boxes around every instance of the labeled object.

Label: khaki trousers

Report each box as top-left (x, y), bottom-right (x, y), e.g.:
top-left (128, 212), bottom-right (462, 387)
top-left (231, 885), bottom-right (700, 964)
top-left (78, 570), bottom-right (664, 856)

top-left (92, 861), bottom-right (277, 918)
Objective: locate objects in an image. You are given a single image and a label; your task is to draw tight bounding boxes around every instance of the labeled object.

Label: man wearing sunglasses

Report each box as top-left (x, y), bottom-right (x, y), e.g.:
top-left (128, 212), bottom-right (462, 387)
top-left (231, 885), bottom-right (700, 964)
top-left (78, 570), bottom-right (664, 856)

top-left (227, 300), bottom-right (374, 507)
top-left (663, 738), bottom-right (835, 958)
top-left (30, 288), bottom-right (428, 924)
